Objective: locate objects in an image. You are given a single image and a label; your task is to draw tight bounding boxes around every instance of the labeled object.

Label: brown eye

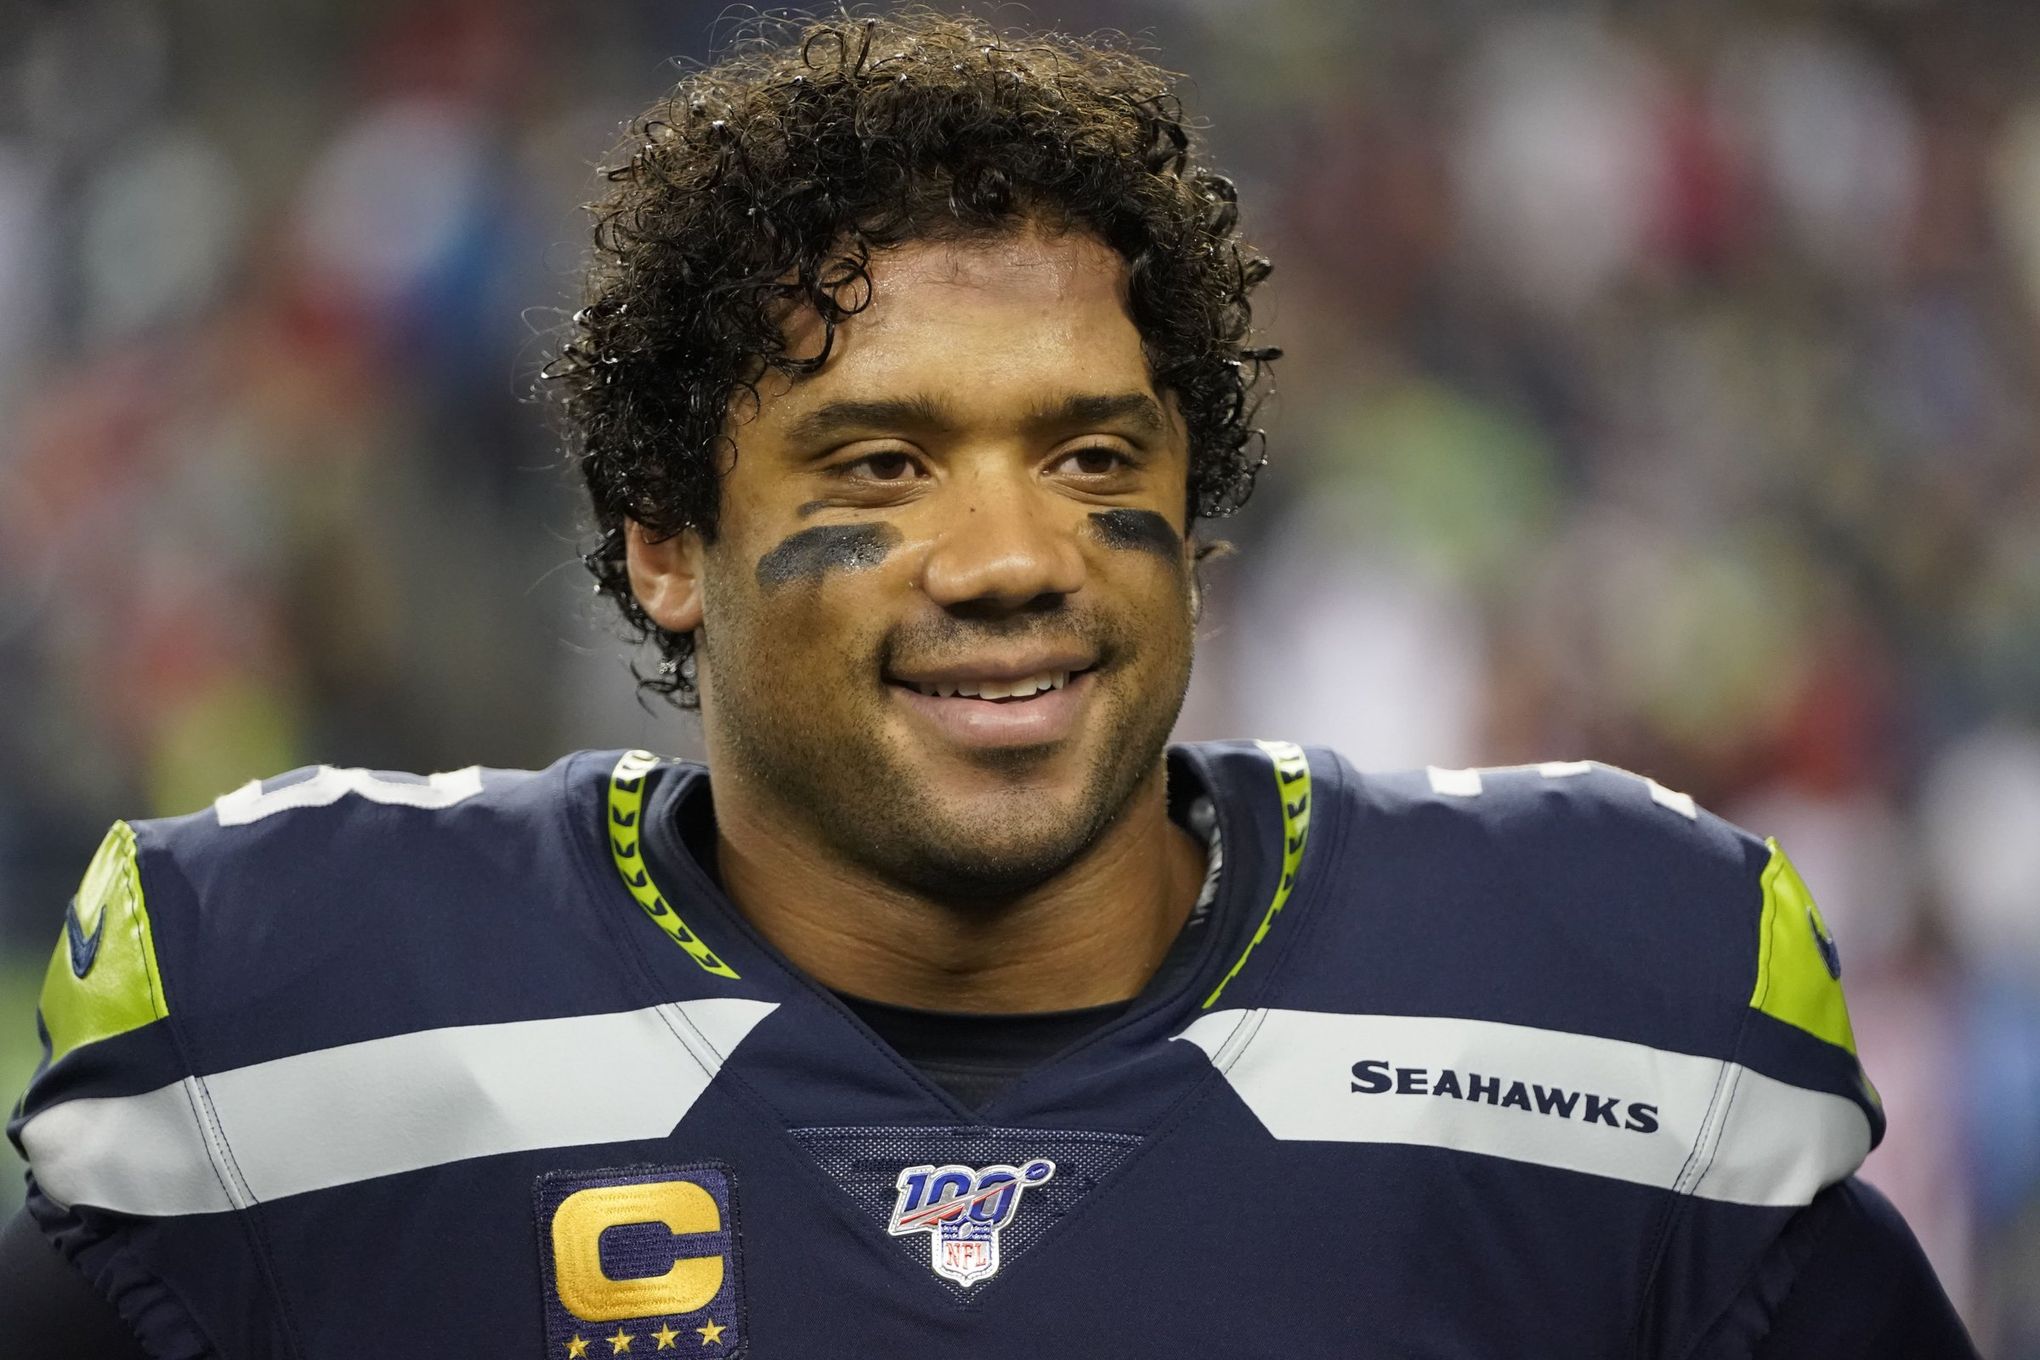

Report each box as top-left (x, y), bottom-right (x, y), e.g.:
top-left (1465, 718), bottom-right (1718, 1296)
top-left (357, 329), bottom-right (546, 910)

top-left (849, 451), bottom-right (919, 481)
top-left (1057, 447), bottom-right (1130, 477)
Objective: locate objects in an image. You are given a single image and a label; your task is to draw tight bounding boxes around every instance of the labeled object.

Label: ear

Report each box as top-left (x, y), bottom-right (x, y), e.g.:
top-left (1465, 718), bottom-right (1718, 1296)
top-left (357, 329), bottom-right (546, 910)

top-left (624, 520), bottom-right (705, 634)
top-left (1188, 534), bottom-right (1231, 625)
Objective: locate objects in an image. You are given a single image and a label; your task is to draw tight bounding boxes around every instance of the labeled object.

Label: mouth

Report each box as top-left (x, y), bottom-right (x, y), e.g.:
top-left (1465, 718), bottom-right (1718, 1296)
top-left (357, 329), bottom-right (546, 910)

top-left (899, 668), bottom-right (1079, 701)
top-left (884, 659), bottom-right (1100, 748)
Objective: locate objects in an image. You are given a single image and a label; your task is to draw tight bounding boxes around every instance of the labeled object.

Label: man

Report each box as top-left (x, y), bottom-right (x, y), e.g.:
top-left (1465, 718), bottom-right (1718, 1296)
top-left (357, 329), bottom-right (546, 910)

top-left (3, 11), bottom-right (1977, 1357)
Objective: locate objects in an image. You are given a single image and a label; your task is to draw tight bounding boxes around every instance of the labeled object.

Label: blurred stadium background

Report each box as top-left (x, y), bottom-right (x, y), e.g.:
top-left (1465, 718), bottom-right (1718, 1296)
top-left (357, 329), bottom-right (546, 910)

top-left (2, 0), bottom-right (2037, 1347)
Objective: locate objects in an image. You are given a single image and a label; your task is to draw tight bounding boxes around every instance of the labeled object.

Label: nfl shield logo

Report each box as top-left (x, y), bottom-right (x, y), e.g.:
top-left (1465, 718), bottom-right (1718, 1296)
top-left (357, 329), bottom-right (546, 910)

top-left (942, 1235), bottom-right (993, 1281)
top-left (886, 1158), bottom-right (1055, 1286)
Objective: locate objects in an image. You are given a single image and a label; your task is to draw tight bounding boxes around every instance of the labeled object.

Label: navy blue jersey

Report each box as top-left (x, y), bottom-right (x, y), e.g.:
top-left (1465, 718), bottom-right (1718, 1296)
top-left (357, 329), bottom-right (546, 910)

top-left (9, 744), bottom-right (1927, 1357)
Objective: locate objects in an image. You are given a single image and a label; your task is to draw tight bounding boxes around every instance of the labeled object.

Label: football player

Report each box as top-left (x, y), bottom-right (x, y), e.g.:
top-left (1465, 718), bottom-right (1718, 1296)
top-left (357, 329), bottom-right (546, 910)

top-left (3, 11), bottom-right (1978, 1357)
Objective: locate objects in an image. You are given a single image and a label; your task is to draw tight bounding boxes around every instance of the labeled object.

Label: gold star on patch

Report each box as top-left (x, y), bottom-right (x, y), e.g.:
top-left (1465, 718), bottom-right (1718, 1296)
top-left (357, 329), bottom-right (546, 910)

top-left (608, 1329), bottom-right (634, 1354)
top-left (696, 1320), bottom-right (727, 1346)
top-left (652, 1324), bottom-right (680, 1350)
top-left (567, 1340), bottom-right (590, 1359)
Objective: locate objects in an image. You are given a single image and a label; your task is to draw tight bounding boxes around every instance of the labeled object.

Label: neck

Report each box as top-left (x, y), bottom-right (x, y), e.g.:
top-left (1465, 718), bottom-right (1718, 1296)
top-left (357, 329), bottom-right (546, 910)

top-left (709, 761), bottom-right (1207, 1013)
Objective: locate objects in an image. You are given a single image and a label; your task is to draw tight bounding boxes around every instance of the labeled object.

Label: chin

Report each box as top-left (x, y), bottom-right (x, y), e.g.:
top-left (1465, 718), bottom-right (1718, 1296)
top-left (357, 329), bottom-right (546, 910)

top-left (857, 782), bottom-right (1110, 904)
top-left (875, 835), bottom-right (1086, 905)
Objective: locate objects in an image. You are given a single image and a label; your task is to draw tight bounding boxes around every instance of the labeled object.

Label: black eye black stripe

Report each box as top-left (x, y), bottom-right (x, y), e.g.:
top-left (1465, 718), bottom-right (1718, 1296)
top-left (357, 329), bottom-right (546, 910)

top-left (757, 511), bottom-right (1177, 590)
top-left (755, 523), bottom-right (902, 589)
top-left (1088, 509), bottom-right (1181, 560)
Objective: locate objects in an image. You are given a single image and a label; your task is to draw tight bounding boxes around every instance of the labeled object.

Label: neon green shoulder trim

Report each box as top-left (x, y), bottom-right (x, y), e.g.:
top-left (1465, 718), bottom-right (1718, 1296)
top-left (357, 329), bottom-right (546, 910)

top-left (607, 751), bottom-right (739, 981)
top-left (1749, 838), bottom-right (1859, 1058)
top-left (1203, 741), bottom-right (1312, 1009)
top-left (40, 821), bottom-right (170, 1065)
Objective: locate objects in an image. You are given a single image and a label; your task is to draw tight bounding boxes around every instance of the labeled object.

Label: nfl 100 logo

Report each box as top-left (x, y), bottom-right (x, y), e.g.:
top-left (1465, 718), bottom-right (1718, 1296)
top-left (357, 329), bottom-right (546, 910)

top-left (885, 1158), bottom-right (1055, 1285)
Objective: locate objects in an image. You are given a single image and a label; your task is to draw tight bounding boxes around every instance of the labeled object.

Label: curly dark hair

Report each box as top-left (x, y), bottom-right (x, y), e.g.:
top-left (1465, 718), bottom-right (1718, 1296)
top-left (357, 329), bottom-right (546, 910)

top-left (544, 7), bottom-right (1276, 704)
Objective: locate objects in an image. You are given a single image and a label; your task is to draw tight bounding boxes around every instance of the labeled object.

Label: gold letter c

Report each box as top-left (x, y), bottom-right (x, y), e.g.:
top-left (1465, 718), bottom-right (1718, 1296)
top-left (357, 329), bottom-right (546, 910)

top-left (551, 1181), bottom-right (725, 1322)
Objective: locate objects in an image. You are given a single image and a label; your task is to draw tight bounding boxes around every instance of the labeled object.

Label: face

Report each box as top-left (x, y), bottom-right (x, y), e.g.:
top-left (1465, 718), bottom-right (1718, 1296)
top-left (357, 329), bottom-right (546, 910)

top-left (628, 228), bottom-right (1198, 902)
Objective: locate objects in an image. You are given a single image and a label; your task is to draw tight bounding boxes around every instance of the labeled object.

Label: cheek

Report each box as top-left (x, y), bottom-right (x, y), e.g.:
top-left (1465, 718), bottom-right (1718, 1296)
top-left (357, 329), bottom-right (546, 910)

top-left (1087, 512), bottom-right (1194, 618)
top-left (702, 533), bottom-right (895, 684)
top-left (1098, 551), bottom-right (1196, 678)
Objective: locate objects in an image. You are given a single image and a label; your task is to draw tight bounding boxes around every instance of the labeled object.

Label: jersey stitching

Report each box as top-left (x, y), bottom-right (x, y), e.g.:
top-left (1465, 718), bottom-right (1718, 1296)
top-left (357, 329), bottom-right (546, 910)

top-left (554, 756), bottom-right (856, 1139)
top-left (784, 1124), bottom-right (1147, 1305)
top-left (557, 756), bottom-right (735, 1058)
top-left (188, 1075), bottom-right (257, 1209)
top-left (937, 802), bottom-right (1350, 1301)
top-left (1208, 1007), bottom-right (1264, 1072)
top-left (1206, 747), bottom-right (1353, 1015)
top-left (1629, 838), bottom-right (1769, 1357)
top-left (977, 748), bottom-right (1273, 1115)
top-left (1671, 1060), bottom-right (1735, 1198)
top-left (1629, 1056), bottom-right (1731, 1359)
top-left (604, 750), bottom-right (740, 979)
top-left (990, 1034), bottom-right (1265, 1299)
top-left (884, 1045), bottom-right (1246, 1312)
top-left (176, 1075), bottom-right (242, 1210)
top-left (1201, 742), bottom-right (1314, 1009)
top-left (657, 1001), bottom-right (735, 1078)
top-left (1748, 851), bottom-right (1786, 1017)
top-left (600, 757), bottom-right (998, 1123)
top-left (1685, 1062), bottom-right (1748, 1198)
top-left (1631, 1016), bottom-right (1752, 1357)
top-left (552, 758), bottom-right (865, 1330)
top-left (143, 836), bottom-right (312, 1360)
top-left (119, 823), bottom-right (169, 1026)
top-left (559, 752), bottom-right (686, 997)
top-left (582, 958), bottom-right (1036, 1311)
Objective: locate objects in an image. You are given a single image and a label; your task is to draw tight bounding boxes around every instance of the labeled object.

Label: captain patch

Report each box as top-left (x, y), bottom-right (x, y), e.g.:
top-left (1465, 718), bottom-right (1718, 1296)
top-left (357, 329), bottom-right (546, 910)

top-left (536, 1164), bottom-right (744, 1357)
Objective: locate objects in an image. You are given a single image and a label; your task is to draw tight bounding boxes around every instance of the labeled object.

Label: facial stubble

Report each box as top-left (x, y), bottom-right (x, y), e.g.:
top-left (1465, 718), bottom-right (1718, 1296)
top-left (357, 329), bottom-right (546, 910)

top-left (697, 552), bottom-right (1195, 907)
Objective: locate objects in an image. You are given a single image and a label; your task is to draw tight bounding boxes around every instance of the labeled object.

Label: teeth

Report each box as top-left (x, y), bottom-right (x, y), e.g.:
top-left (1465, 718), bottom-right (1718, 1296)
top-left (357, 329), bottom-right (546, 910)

top-left (911, 670), bottom-right (1071, 700)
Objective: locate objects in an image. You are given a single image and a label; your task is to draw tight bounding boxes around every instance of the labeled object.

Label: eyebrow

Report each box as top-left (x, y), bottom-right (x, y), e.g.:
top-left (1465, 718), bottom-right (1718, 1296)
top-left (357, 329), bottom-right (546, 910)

top-left (782, 395), bottom-right (951, 451)
top-left (780, 390), bottom-right (1168, 452)
top-left (1038, 391), bottom-right (1167, 438)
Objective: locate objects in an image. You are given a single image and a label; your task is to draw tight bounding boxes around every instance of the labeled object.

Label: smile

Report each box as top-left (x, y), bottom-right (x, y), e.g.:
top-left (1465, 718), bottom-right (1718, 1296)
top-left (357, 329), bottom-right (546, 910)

top-left (905, 670), bottom-right (1072, 700)
top-left (886, 667), bottom-right (1097, 748)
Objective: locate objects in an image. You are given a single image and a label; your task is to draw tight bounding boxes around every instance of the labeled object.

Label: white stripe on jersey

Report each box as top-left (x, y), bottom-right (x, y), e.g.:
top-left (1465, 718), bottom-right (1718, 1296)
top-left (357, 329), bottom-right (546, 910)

top-left (1176, 1008), bottom-right (1868, 1208)
top-left (22, 997), bottom-right (778, 1216)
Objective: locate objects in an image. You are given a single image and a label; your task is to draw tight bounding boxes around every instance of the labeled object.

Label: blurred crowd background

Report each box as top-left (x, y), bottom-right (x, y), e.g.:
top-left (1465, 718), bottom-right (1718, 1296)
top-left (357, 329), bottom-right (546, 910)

top-left (2, 0), bottom-right (2037, 1347)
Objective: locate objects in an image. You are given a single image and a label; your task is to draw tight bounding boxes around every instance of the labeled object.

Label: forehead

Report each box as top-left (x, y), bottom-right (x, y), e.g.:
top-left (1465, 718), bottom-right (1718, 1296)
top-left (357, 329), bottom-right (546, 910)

top-left (763, 229), bottom-right (1152, 428)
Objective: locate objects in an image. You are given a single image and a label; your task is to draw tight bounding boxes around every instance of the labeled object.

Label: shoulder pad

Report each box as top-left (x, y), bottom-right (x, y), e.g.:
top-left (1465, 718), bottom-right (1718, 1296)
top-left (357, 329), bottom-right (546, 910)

top-left (1288, 757), bottom-right (1771, 1035)
top-left (14, 753), bottom-right (626, 1114)
top-left (1272, 753), bottom-right (1881, 1165)
top-left (33, 820), bottom-right (168, 1069)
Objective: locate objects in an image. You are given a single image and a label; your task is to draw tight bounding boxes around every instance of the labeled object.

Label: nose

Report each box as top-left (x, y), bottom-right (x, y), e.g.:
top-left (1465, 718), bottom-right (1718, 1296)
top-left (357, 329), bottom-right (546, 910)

top-left (917, 467), bottom-right (1087, 613)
